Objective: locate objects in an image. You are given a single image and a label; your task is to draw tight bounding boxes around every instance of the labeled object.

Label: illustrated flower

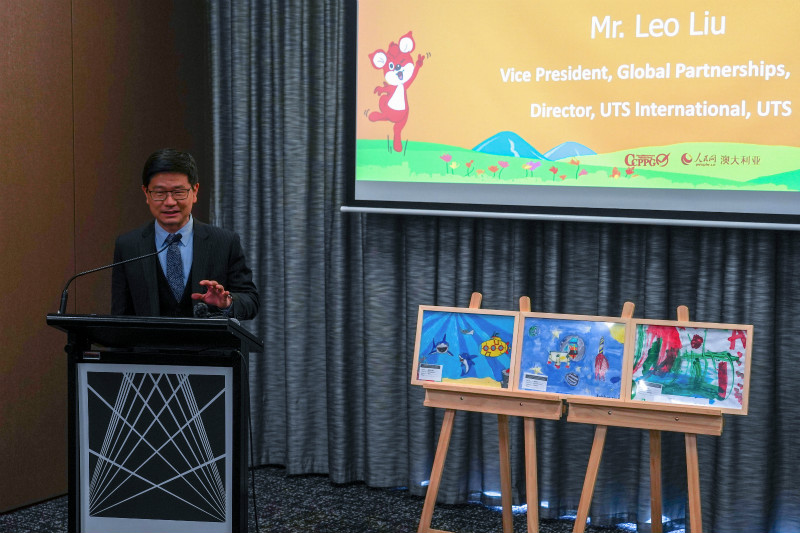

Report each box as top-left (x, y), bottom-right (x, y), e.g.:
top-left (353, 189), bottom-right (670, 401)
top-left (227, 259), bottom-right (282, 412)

top-left (522, 160), bottom-right (541, 177)
top-left (449, 162), bottom-right (459, 172)
top-left (549, 165), bottom-right (558, 181)
top-left (626, 166), bottom-right (635, 177)
top-left (440, 154), bottom-right (452, 173)
top-left (578, 169), bottom-right (588, 177)
top-left (560, 175), bottom-right (566, 180)
top-left (522, 164), bottom-right (531, 176)
top-left (522, 161), bottom-right (542, 178)
top-left (498, 160), bottom-right (509, 177)
top-left (488, 165), bottom-right (499, 177)
top-left (611, 167), bottom-right (621, 179)
top-left (476, 169), bottom-right (485, 176)
top-left (465, 159), bottom-right (474, 176)
top-left (570, 158), bottom-right (582, 179)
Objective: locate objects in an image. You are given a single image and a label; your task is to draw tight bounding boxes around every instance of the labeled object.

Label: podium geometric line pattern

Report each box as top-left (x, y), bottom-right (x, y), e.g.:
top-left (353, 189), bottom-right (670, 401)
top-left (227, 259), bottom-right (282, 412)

top-left (86, 371), bottom-right (227, 522)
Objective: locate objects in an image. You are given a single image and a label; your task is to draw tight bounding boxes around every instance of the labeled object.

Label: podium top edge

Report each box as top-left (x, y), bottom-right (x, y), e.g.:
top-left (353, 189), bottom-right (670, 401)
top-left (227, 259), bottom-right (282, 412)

top-left (46, 313), bottom-right (264, 351)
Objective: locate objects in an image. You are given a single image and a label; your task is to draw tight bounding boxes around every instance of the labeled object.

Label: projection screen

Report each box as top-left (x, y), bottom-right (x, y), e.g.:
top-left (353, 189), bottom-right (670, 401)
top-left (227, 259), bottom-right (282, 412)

top-left (344, 0), bottom-right (800, 229)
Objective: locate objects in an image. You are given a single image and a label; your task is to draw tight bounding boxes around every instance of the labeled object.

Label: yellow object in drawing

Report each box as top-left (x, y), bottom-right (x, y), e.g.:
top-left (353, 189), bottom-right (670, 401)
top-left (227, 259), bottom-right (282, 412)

top-left (481, 334), bottom-right (509, 358)
top-left (609, 323), bottom-right (626, 345)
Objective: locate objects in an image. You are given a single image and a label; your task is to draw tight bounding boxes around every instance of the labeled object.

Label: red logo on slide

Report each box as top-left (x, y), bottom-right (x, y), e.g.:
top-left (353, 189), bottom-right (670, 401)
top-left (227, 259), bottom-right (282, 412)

top-left (680, 153), bottom-right (693, 165)
top-left (623, 153), bottom-right (669, 167)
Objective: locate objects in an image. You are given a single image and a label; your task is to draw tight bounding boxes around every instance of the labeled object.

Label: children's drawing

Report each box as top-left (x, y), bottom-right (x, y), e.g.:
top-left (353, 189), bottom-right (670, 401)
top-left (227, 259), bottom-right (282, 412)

top-left (629, 321), bottom-right (753, 414)
top-left (514, 314), bottom-right (627, 398)
top-left (411, 306), bottom-right (517, 389)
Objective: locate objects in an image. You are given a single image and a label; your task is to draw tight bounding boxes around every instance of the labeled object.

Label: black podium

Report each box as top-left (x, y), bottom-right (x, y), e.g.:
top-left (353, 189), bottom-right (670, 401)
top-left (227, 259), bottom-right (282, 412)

top-left (46, 314), bottom-right (263, 533)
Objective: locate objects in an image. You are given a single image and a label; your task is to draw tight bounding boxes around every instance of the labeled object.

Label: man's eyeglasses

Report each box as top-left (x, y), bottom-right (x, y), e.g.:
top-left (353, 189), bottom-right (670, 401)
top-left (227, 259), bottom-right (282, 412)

top-left (147, 188), bottom-right (192, 201)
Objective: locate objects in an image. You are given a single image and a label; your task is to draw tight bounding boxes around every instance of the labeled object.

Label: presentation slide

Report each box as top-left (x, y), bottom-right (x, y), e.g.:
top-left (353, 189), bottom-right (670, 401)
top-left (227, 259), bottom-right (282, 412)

top-left (352, 0), bottom-right (800, 226)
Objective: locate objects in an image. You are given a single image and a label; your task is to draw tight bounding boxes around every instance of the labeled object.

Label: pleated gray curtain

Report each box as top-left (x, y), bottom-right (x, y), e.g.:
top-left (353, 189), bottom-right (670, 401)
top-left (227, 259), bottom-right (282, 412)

top-left (207, 2), bottom-right (799, 531)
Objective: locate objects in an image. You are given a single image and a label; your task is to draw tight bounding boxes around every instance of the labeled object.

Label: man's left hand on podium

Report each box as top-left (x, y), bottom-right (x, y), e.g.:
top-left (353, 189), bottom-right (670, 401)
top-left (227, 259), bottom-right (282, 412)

top-left (192, 279), bottom-right (233, 310)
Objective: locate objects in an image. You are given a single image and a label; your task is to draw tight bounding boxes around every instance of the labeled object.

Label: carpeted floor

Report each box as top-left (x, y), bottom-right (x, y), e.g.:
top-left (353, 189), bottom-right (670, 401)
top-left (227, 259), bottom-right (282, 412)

top-left (0, 466), bottom-right (658, 532)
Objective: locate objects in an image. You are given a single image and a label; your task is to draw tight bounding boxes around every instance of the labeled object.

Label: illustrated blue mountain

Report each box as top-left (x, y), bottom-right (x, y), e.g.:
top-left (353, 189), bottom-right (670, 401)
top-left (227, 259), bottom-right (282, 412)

top-left (472, 132), bottom-right (596, 161)
top-left (544, 141), bottom-right (597, 160)
top-left (472, 131), bottom-right (547, 159)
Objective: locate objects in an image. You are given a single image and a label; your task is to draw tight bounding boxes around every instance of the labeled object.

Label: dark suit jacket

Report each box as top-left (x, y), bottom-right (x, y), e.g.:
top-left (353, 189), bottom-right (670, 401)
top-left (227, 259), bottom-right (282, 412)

top-left (111, 220), bottom-right (259, 320)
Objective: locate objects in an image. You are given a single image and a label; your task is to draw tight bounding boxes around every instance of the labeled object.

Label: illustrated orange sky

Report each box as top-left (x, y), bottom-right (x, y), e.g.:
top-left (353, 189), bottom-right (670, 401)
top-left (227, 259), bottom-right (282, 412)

top-left (357, 0), bottom-right (800, 154)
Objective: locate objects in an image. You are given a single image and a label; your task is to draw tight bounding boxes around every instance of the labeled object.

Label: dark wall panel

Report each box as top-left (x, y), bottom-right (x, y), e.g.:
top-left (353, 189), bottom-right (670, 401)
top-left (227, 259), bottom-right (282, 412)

top-left (0, 0), bottom-right (74, 512)
top-left (0, 0), bottom-right (210, 511)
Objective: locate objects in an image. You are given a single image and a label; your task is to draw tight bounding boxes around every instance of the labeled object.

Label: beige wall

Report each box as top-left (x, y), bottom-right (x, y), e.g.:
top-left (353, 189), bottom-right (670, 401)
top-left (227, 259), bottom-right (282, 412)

top-left (0, 0), bottom-right (210, 511)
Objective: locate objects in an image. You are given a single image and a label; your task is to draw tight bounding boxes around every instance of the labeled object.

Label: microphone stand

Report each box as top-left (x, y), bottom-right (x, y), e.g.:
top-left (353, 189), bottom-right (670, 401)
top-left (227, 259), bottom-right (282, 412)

top-left (57, 235), bottom-right (181, 315)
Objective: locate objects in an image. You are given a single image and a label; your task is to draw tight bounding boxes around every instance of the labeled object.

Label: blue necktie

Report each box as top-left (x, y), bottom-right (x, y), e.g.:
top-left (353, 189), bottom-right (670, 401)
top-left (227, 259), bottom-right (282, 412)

top-left (165, 234), bottom-right (184, 301)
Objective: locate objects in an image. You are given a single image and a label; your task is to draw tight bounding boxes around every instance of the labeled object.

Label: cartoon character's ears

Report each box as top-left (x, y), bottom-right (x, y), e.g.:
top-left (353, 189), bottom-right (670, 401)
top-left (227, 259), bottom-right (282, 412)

top-left (398, 31), bottom-right (415, 53)
top-left (370, 50), bottom-right (387, 69)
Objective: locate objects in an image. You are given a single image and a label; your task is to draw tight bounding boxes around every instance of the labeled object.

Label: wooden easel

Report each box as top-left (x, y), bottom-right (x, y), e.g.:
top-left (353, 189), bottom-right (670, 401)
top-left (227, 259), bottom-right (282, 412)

top-left (417, 294), bottom-right (563, 533)
top-left (566, 305), bottom-right (724, 533)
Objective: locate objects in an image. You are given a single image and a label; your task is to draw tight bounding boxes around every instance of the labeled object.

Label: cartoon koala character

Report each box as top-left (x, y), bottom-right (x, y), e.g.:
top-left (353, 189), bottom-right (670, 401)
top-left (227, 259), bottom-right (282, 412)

top-left (368, 31), bottom-right (424, 153)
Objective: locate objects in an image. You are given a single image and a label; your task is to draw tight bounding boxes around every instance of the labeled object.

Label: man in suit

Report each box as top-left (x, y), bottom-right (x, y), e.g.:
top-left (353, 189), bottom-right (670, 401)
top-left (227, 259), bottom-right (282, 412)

top-left (111, 148), bottom-right (259, 319)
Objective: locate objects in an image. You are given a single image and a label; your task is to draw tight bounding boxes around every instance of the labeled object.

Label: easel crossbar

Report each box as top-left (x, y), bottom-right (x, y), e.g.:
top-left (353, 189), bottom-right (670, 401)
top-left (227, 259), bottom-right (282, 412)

top-left (567, 401), bottom-right (723, 435)
top-left (424, 388), bottom-right (563, 419)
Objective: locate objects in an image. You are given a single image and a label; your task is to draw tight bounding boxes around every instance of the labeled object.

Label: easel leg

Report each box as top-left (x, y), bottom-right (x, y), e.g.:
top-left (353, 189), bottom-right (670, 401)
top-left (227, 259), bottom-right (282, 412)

top-left (418, 409), bottom-right (456, 533)
top-left (524, 417), bottom-right (539, 533)
top-left (498, 414), bottom-right (513, 533)
top-left (649, 430), bottom-right (663, 533)
top-left (573, 425), bottom-right (608, 533)
top-left (685, 433), bottom-right (703, 533)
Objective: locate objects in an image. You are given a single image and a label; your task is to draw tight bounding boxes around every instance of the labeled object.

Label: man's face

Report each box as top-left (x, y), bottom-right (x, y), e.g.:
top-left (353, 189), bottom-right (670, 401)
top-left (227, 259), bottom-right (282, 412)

top-left (142, 172), bottom-right (199, 232)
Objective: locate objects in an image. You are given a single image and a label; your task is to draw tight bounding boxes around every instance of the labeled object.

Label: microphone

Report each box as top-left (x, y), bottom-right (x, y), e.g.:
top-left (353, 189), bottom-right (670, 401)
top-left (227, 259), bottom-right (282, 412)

top-left (193, 302), bottom-right (238, 324)
top-left (193, 302), bottom-right (209, 318)
top-left (58, 233), bottom-right (182, 315)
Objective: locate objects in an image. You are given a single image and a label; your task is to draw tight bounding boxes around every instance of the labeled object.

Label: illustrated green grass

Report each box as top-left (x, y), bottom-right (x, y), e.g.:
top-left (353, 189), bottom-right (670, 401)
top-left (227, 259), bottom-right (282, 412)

top-left (356, 139), bottom-right (800, 192)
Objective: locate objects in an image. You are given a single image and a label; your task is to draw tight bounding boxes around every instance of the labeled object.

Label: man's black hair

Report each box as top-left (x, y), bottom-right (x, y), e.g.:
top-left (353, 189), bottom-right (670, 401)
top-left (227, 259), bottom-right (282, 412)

top-left (142, 148), bottom-right (199, 187)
